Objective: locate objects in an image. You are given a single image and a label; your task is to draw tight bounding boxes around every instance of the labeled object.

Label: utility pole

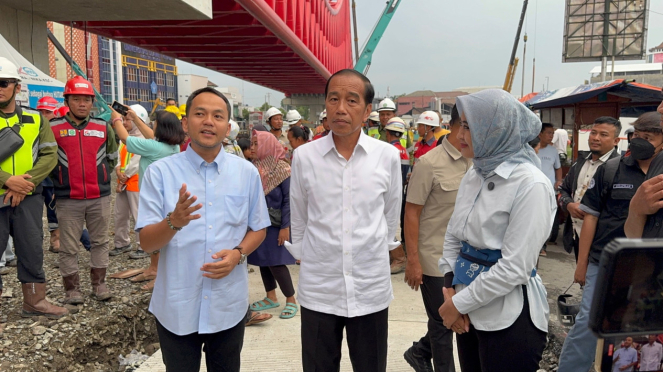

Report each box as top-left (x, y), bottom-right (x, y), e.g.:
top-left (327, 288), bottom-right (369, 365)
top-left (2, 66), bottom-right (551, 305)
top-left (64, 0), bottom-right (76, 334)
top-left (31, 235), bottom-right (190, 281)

top-left (521, 33), bottom-right (528, 98)
top-left (600, 0), bottom-right (610, 82)
top-left (531, 57), bottom-right (536, 93)
top-left (352, 0), bottom-right (360, 62)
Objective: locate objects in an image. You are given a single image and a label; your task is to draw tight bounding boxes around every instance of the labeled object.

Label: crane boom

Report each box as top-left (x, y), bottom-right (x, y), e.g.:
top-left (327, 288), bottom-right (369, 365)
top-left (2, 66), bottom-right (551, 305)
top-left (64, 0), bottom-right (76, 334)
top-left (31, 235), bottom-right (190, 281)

top-left (503, 0), bottom-right (528, 92)
top-left (354, 0), bottom-right (402, 75)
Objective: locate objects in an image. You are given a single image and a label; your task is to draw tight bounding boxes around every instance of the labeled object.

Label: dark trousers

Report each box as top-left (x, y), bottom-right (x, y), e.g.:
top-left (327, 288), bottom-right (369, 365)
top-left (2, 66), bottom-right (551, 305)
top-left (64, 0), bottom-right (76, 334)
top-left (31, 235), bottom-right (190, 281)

top-left (456, 287), bottom-right (547, 372)
top-left (259, 265), bottom-right (295, 297)
top-left (301, 306), bottom-right (388, 372)
top-left (42, 185), bottom-right (91, 250)
top-left (155, 315), bottom-right (246, 372)
top-left (412, 275), bottom-right (455, 371)
top-left (0, 194), bottom-right (46, 290)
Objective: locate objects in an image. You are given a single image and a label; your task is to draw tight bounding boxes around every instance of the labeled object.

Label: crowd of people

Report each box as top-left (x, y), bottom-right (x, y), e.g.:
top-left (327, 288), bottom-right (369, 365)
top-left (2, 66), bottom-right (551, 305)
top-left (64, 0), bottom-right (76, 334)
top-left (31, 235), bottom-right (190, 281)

top-left (1, 53), bottom-right (663, 372)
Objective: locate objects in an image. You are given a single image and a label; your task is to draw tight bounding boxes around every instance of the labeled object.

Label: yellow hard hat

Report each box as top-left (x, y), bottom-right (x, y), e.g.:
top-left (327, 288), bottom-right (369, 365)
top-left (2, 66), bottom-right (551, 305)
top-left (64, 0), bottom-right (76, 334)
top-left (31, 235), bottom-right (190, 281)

top-left (179, 104), bottom-right (186, 117)
top-left (164, 105), bottom-right (182, 120)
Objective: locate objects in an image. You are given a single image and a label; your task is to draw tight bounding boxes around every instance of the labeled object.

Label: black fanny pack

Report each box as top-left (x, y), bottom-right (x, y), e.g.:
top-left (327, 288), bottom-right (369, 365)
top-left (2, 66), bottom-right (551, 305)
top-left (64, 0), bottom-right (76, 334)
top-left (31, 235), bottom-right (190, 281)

top-left (268, 208), bottom-right (282, 228)
top-left (0, 124), bottom-right (23, 163)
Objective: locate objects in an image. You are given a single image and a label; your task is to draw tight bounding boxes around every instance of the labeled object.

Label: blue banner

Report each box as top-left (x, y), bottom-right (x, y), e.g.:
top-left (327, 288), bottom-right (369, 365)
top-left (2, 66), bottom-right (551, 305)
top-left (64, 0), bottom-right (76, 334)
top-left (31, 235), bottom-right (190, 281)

top-left (26, 85), bottom-right (65, 109)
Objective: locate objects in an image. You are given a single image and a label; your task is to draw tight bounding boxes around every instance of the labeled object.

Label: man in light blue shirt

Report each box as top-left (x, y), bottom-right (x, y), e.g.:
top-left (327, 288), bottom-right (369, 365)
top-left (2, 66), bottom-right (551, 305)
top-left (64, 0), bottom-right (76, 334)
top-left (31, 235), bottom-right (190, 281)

top-left (612, 337), bottom-right (638, 372)
top-left (136, 87), bottom-right (270, 372)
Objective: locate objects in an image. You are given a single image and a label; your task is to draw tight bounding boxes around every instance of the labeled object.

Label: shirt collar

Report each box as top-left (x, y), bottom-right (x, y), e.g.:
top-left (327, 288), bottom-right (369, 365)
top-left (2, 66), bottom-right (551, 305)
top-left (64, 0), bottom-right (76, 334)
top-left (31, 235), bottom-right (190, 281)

top-left (65, 113), bottom-right (90, 127)
top-left (493, 161), bottom-right (519, 180)
top-left (585, 148), bottom-right (616, 163)
top-left (185, 144), bottom-right (226, 174)
top-left (317, 130), bottom-right (374, 156)
top-left (441, 137), bottom-right (463, 160)
top-left (421, 135), bottom-right (436, 147)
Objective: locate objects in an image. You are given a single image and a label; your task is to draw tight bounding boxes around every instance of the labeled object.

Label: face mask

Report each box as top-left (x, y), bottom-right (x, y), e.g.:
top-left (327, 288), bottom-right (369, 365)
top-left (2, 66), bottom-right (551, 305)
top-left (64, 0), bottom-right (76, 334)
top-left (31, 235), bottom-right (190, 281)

top-left (629, 138), bottom-right (656, 160)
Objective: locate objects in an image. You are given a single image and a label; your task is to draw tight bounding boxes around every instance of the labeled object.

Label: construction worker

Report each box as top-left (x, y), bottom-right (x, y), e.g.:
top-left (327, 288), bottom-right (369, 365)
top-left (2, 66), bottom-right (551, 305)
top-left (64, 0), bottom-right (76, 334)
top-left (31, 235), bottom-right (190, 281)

top-left (265, 107), bottom-right (289, 150)
top-left (55, 106), bottom-right (69, 118)
top-left (50, 76), bottom-right (118, 304)
top-left (413, 111), bottom-right (441, 162)
top-left (385, 118), bottom-right (410, 185)
top-left (36, 96), bottom-right (58, 121)
top-left (165, 98), bottom-right (177, 108)
top-left (313, 110), bottom-right (329, 140)
top-left (376, 98), bottom-right (397, 141)
top-left (285, 109), bottom-right (314, 142)
top-left (366, 111), bottom-right (380, 137)
top-left (0, 57), bottom-right (68, 318)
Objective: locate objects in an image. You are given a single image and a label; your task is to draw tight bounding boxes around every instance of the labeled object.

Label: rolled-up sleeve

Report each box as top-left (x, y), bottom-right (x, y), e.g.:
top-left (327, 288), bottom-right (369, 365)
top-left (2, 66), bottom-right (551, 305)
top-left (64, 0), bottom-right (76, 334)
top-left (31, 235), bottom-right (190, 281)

top-left (247, 168), bottom-right (270, 231)
top-left (384, 149), bottom-right (403, 250)
top-left (452, 181), bottom-right (555, 314)
top-left (135, 166), bottom-right (165, 231)
top-left (285, 153), bottom-right (307, 259)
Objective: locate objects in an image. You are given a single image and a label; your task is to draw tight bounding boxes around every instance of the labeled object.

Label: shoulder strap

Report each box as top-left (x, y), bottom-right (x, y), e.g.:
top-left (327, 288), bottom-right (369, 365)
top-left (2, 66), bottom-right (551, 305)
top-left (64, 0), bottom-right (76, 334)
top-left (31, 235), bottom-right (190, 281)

top-left (602, 157), bottom-right (621, 201)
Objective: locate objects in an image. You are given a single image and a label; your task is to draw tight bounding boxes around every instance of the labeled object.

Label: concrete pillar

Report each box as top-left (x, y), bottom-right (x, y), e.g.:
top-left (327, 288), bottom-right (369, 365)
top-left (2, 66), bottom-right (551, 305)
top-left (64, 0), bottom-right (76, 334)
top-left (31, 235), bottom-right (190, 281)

top-left (282, 94), bottom-right (326, 124)
top-left (0, 4), bottom-right (49, 73)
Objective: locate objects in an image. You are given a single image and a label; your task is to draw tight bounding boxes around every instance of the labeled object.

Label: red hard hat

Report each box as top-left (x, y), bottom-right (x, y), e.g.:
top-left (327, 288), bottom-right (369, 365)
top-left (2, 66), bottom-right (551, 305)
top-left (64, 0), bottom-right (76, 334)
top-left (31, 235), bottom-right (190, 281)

top-left (64, 76), bottom-right (95, 97)
top-left (37, 96), bottom-right (58, 112)
top-left (55, 106), bottom-right (70, 118)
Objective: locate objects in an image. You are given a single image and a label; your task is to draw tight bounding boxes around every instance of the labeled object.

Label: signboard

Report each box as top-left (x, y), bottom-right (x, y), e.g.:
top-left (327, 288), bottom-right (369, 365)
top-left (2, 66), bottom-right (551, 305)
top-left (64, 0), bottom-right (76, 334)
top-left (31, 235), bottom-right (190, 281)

top-left (563, 0), bottom-right (649, 62)
top-left (0, 33), bottom-right (64, 108)
top-left (121, 44), bottom-right (175, 64)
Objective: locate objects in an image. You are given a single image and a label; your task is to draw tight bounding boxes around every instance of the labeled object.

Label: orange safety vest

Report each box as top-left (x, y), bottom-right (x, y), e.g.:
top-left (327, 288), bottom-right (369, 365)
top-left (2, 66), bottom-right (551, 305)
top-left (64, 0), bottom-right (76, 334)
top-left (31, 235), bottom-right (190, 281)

top-left (118, 143), bottom-right (139, 192)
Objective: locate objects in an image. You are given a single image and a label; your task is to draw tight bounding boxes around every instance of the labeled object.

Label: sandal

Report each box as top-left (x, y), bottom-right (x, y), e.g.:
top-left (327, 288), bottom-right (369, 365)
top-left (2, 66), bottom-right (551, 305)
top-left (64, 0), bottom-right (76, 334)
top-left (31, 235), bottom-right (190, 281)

top-left (130, 272), bottom-right (156, 283)
top-left (280, 302), bottom-right (298, 319)
top-left (250, 297), bottom-right (280, 311)
top-left (246, 311), bottom-right (272, 326)
top-left (141, 279), bottom-right (155, 291)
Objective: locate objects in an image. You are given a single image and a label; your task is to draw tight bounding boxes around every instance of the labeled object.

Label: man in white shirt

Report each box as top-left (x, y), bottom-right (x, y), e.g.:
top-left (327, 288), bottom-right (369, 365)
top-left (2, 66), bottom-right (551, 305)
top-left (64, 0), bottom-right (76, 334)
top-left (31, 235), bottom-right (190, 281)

top-left (287, 69), bottom-right (402, 372)
top-left (553, 128), bottom-right (569, 163)
top-left (640, 335), bottom-right (663, 371)
top-left (537, 123), bottom-right (561, 255)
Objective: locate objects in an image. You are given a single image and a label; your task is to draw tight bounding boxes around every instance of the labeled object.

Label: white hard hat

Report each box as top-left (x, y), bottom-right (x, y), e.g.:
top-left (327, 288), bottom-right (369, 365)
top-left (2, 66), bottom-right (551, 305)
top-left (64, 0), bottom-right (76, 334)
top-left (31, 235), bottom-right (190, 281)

top-left (228, 119), bottom-right (240, 140)
top-left (319, 110), bottom-right (327, 121)
top-left (377, 98), bottom-right (396, 112)
top-left (285, 109), bottom-right (302, 125)
top-left (368, 111), bottom-right (379, 122)
top-left (385, 117), bottom-right (406, 133)
top-left (0, 57), bottom-right (21, 82)
top-left (129, 104), bottom-right (149, 125)
top-left (265, 107), bottom-right (282, 121)
top-left (416, 111), bottom-right (440, 127)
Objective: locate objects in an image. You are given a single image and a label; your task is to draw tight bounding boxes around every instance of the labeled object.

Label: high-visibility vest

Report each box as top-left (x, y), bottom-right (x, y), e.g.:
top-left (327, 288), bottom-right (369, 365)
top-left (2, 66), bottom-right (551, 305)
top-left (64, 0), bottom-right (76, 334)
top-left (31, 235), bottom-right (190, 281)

top-left (0, 108), bottom-right (42, 196)
top-left (367, 127), bottom-right (380, 139)
top-left (118, 143), bottom-right (139, 192)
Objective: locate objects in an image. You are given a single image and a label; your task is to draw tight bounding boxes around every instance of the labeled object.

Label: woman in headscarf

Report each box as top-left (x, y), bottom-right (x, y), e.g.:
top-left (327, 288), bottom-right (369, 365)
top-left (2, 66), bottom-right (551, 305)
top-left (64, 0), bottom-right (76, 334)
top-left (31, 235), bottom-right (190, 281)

top-left (437, 89), bottom-right (555, 372)
top-left (248, 130), bottom-right (298, 319)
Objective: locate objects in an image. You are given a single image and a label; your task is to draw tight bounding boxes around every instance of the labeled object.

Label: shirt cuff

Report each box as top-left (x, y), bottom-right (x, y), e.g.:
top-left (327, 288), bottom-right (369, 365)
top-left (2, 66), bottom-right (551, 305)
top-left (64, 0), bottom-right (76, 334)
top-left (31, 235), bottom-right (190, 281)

top-left (579, 203), bottom-right (600, 217)
top-left (452, 287), bottom-right (479, 315)
top-left (284, 241), bottom-right (301, 260)
top-left (388, 241), bottom-right (401, 251)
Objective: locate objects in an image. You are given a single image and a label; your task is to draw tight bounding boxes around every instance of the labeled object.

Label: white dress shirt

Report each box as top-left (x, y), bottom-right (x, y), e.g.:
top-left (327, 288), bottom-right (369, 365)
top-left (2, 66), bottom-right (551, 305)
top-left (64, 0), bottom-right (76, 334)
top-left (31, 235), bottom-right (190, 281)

top-left (640, 342), bottom-right (663, 371)
top-left (553, 128), bottom-right (569, 155)
top-left (572, 149), bottom-right (615, 235)
top-left (287, 131), bottom-right (402, 318)
top-left (439, 162), bottom-right (554, 332)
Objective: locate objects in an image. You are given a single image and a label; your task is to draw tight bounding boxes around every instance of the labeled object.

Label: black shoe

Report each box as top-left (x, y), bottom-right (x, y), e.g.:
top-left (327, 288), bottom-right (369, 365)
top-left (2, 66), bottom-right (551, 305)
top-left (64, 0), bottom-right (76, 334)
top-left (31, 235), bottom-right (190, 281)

top-left (6, 259), bottom-right (17, 267)
top-left (404, 345), bottom-right (433, 372)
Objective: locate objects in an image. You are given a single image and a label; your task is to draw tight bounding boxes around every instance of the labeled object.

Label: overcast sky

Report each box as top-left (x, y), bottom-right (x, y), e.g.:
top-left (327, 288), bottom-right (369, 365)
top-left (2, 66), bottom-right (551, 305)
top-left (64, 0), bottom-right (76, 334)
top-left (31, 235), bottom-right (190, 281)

top-left (177, 0), bottom-right (663, 107)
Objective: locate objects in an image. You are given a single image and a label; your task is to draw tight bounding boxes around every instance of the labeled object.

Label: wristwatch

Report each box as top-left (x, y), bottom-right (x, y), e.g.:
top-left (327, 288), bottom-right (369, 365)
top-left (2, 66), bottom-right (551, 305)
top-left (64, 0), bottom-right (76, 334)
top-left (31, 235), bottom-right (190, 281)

top-left (233, 246), bottom-right (247, 265)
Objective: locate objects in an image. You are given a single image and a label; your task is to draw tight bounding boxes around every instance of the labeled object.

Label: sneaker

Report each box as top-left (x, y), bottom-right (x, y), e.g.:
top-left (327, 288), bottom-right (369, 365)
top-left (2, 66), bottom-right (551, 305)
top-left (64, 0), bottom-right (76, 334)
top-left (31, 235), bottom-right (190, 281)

top-left (109, 245), bottom-right (132, 256)
top-left (129, 250), bottom-right (150, 259)
top-left (390, 258), bottom-right (406, 275)
top-left (0, 267), bottom-right (10, 276)
top-left (539, 249), bottom-right (547, 257)
top-left (403, 344), bottom-right (434, 372)
top-left (6, 259), bottom-right (17, 267)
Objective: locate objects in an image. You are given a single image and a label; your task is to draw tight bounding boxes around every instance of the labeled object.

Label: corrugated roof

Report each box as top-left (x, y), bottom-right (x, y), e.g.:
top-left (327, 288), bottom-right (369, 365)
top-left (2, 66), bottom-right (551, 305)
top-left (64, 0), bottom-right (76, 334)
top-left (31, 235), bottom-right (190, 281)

top-left (589, 63), bottom-right (663, 74)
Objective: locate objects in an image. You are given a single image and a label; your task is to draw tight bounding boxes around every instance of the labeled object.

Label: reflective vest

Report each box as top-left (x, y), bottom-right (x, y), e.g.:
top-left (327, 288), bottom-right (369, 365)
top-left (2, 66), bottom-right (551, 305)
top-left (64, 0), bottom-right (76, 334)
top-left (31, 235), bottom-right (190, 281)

top-left (0, 108), bottom-right (42, 196)
top-left (118, 143), bottom-right (139, 192)
top-left (367, 127), bottom-right (380, 139)
top-left (50, 117), bottom-right (111, 199)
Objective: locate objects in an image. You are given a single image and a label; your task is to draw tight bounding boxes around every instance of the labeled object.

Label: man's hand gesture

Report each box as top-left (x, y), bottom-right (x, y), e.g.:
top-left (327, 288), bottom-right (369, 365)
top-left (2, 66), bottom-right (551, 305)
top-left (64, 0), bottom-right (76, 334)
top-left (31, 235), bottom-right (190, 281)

top-left (169, 184), bottom-right (202, 229)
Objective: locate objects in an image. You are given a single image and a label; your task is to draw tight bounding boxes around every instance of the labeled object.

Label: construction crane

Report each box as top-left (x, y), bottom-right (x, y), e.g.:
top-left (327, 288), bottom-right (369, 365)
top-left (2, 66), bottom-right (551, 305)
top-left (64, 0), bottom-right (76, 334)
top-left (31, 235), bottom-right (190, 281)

top-left (46, 29), bottom-right (111, 121)
top-left (503, 0), bottom-right (528, 92)
top-left (354, 0), bottom-right (402, 75)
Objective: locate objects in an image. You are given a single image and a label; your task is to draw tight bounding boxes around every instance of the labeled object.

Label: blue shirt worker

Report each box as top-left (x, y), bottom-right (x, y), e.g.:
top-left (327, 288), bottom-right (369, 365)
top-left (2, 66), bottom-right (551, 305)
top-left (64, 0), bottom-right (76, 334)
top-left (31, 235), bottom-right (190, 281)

top-left (136, 87), bottom-right (270, 372)
top-left (612, 338), bottom-right (638, 372)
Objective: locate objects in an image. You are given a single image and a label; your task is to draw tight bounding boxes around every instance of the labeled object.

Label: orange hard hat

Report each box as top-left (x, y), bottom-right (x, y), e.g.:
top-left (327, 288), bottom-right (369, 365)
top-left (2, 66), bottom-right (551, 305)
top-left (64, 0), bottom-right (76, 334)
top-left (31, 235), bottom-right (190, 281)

top-left (64, 76), bottom-right (95, 97)
top-left (55, 106), bottom-right (70, 118)
top-left (37, 96), bottom-right (58, 111)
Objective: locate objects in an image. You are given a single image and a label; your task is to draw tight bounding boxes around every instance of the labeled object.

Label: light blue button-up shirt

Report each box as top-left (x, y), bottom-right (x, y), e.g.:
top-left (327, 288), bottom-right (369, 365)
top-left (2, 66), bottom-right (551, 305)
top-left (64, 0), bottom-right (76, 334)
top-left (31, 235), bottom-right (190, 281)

top-left (136, 146), bottom-right (270, 336)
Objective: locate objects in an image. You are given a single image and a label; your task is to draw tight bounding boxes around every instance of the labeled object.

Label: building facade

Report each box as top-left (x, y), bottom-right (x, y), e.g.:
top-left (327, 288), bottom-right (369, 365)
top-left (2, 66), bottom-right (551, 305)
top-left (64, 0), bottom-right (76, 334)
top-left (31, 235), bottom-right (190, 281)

top-left (121, 44), bottom-right (178, 113)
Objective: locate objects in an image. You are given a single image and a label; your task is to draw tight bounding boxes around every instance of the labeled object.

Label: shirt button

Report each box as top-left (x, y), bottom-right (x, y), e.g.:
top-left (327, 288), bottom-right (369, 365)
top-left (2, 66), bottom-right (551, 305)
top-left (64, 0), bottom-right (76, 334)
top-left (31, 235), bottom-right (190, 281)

top-left (196, 170), bottom-right (200, 174)
top-left (344, 208), bottom-right (349, 212)
top-left (208, 202), bottom-right (212, 206)
top-left (345, 251), bottom-right (349, 255)
top-left (208, 225), bottom-right (212, 229)
top-left (345, 230), bottom-right (349, 234)
top-left (345, 272), bottom-right (350, 276)
top-left (345, 187), bottom-right (349, 191)
top-left (208, 250), bottom-right (211, 253)
top-left (208, 180), bottom-right (212, 184)
top-left (204, 296), bottom-right (208, 299)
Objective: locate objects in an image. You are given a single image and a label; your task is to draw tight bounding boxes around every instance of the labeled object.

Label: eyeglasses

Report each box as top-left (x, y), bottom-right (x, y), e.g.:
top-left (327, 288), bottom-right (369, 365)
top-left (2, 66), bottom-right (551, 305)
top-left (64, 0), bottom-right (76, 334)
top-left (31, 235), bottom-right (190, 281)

top-left (0, 80), bottom-right (17, 88)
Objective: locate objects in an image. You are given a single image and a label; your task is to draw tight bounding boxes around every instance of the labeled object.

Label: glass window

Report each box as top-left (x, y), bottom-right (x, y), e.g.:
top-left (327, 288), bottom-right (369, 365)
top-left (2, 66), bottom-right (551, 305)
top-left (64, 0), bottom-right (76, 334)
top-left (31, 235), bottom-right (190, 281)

top-left (166, 74), bottom-right (174, 87)
top-left (126, 68), bottom-right (137, 82)
top-left (140, 89), bottom-right (149, 102)
top-left (138, 69), bottom-right (149, 84)
top-left (156, 72), bottom-right (165, 85)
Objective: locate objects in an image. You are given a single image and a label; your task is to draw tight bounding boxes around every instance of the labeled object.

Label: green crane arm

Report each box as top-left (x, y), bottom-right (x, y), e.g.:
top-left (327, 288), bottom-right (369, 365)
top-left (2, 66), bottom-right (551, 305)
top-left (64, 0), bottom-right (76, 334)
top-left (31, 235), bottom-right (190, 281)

top-left (47, 29), bottom-right (111, 122)
top-left (353, 0), bottom-right (402, 75)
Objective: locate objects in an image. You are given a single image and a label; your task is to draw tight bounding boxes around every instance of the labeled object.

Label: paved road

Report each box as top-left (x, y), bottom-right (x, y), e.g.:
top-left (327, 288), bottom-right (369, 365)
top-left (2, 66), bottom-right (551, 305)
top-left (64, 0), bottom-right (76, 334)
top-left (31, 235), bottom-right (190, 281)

top-left (137, 241), bottom-right (577, 371)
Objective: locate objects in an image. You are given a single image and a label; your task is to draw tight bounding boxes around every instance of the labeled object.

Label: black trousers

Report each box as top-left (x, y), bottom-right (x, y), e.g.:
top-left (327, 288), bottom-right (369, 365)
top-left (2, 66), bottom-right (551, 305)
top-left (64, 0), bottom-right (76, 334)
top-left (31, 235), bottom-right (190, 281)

top-left (0, 194), bottom-right (46, 290)
top-left (155, 315), bottom-right (246, 372)
top-left (301, 306), bottom-right (388, 372)
top-left (412, 275), bottom-right (455, 372)
top-left (259, 265), bottom-right (295, 297)
top-left (455, 287), bottom-right (547, 372)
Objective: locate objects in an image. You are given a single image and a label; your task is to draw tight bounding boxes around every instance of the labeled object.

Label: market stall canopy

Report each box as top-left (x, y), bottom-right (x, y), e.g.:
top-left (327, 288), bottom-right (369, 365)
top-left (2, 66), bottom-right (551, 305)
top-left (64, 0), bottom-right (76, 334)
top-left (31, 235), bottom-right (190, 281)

top-left (0, 32), bottom-right (65, 108)
top-left (522, 80), bottom-right (662, 110)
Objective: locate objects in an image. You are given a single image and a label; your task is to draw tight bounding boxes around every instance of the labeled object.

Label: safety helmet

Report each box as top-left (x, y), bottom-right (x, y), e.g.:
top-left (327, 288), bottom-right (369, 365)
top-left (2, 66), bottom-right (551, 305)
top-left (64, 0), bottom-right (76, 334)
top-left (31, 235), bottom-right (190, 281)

top-left (228, 120), bottom-right (240, 141)
top-left (416, 111), bottom-right (440, 127)
top-left (624, 126), bottom-right (635, 135)
top-left (319, 110), bottom-right (327, 121)
top-left (164, 105), bottom-right (182, 120)
top-left (0, 57), bottom-right (21, 82)
top-left (37, 96), bottom-right (58, 112)
top-left (557, 285), bottom-right (581, 327)
top-left (55, 106), bottom-right (70, 118)
top-left (179, 104), bottom-right (187, 117)
top-left (368, 111), bottom-right (379, 122)
top-left (129, 104), bottom-right (149, 125)
top-left (285, 109), bottom-right (302, 125)
top-left (377, 98), bottom-right (396, 112)
top-left (265, 107), bottom-right (282, 121)
top-left (64, 76), bottom-right (95, 97)
top-left (385, 117), bottom-right (406, 134)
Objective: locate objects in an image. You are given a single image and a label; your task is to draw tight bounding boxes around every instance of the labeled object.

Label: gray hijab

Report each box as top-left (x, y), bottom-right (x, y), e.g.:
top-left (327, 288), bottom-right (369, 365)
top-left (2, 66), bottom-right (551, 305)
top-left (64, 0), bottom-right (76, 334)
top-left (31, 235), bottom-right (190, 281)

top-left (456, 89), bottom-right (541, 178)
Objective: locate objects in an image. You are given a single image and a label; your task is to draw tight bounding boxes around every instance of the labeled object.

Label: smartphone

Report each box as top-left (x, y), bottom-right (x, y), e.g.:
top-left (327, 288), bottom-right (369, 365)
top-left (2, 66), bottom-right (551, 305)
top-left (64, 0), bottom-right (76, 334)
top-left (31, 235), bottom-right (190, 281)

top-left (589, 238), bottom-right (663, 338)
top-left (0, 196), bottom-right (11, 208)
top-left (112, 101), bottom-right (128, 116)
